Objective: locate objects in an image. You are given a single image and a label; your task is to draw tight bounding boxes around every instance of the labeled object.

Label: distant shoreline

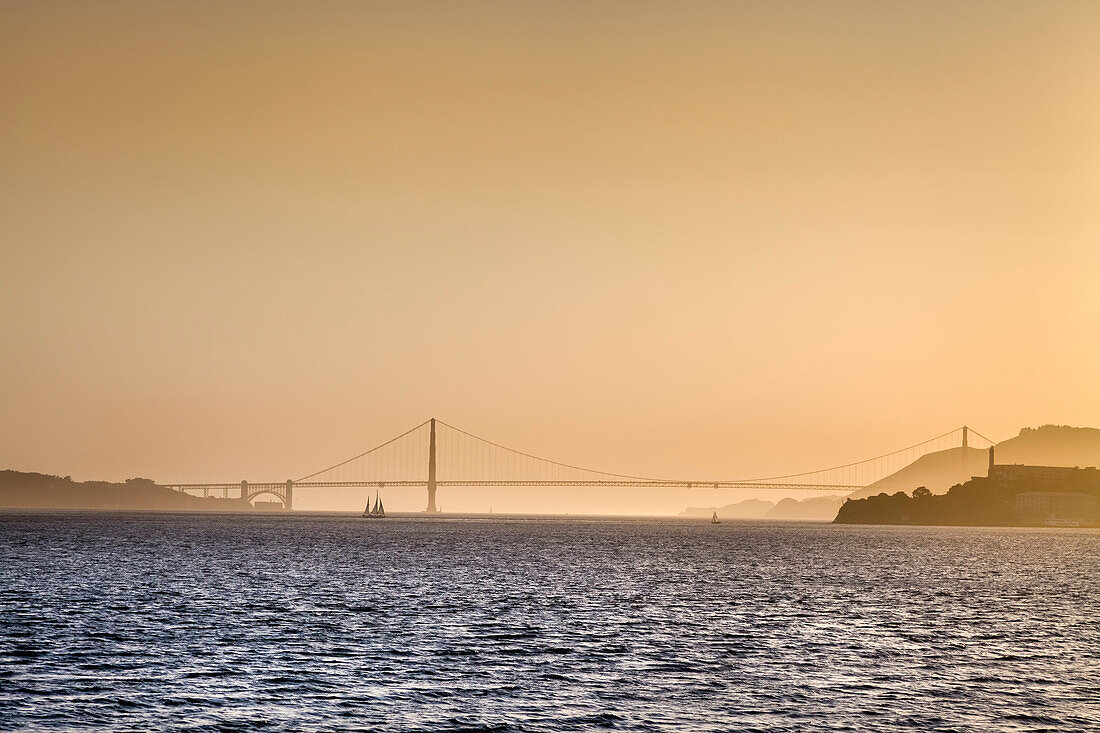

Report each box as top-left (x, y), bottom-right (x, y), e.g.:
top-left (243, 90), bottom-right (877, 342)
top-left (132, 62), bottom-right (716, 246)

top-left (0, 470), bottom-right (244, 512)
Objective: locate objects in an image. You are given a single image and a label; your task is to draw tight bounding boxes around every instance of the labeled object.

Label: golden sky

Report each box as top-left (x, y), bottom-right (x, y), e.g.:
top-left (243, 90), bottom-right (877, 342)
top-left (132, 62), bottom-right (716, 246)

top-left (2, 1), bottom-right (1099, 508)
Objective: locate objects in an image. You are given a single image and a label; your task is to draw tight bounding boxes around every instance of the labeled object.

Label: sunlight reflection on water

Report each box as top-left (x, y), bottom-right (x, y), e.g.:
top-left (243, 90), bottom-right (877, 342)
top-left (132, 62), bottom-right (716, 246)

top-left (1, 513), bottom-right (1098, 731)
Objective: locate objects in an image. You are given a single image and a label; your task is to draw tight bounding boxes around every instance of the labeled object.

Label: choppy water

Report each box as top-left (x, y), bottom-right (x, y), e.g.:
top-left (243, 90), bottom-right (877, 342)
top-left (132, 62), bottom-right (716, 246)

top-left (1, 513), bottom-right (1098, 732)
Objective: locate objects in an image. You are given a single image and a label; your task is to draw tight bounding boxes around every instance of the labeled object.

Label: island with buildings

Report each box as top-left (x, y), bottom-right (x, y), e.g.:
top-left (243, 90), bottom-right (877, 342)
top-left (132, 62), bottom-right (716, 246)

top-left (834, 447), bottom-right (1100, 527)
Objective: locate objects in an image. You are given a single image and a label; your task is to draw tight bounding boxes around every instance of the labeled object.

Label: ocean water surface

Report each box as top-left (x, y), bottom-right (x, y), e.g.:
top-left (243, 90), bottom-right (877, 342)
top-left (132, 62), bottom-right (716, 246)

top-left (1, 513), bottom-right (1097, 731)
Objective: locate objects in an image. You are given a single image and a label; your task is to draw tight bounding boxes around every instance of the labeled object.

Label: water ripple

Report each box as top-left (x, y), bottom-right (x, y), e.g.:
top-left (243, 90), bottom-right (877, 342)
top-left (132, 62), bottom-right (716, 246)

top-left (1, 513), bottom-right (1098, 731)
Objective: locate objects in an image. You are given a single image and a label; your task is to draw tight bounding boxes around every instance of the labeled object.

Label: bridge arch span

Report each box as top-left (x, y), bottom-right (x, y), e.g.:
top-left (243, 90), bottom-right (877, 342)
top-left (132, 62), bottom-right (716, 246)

top-left (241, 480), bottom-right (293, 510)
top-left (246, 490), bottom-right (286, 507)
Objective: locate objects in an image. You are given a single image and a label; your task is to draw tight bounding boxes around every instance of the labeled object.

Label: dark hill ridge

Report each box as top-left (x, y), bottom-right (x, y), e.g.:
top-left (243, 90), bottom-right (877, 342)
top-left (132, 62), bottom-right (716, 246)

top-left (995, 425), bottom-right (1100, 467)
top-left (849, 425), bottom-right (1100, 500)
top-left (847, 447), bottom-right (989, 499)
top-left (0, 470), bottom-right (241, 511)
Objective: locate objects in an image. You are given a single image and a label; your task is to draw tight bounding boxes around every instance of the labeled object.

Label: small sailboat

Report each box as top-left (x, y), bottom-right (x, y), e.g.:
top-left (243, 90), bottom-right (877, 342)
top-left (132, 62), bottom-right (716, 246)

top-left (362, 491), bottom-right (386, 519)
top-left (711, 511), bottom-right (721, 524)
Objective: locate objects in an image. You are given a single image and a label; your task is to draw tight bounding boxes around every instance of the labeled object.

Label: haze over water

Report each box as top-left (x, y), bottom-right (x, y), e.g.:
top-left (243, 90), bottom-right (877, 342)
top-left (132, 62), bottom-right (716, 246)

top-left (3, 2), bottom-right (1099, 490)
top-left (2, 513), bottom-right (1097, 731)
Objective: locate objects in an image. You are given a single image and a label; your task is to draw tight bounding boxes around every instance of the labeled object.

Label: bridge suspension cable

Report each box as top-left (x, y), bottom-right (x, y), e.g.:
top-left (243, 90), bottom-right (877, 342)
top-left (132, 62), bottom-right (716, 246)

top-left (163, 420), bottom-right (1001, 509)
top-left (737, 425), bottom-right (990, 482)
top-left (290, 420), bottom-right (997, 490)
top-left (435, 419), bottom-right (667, 482)
top-left (294, 419), bottom-right (431, 482)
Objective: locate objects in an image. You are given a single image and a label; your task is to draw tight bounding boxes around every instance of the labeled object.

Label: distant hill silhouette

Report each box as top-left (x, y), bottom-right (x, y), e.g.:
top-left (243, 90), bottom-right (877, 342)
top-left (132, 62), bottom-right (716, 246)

top-left (847, 447), bottom-right (990, 499)
top-left (0, 470), bottom-right (242, 511)
top-left (994, 425), bottom-right (1100, 467)
top-left (765, 495), bottom-right (845, 520)
top-left (681, 495), bottom-right (842, 521)
top-left (848, 425), bottom-right (1100, 500)
top-left (681, 498), bottom-right (774, 520)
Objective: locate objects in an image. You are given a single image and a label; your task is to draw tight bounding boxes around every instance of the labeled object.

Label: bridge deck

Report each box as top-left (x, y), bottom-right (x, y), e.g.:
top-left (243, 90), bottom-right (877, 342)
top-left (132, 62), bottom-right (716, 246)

top-left (164, 480), bottom-right (866, 491)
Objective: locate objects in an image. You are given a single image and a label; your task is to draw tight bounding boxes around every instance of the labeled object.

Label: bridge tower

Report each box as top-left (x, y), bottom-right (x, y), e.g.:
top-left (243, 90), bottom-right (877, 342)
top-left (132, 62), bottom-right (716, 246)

top-left (426, 418), bottom-right (439, 513)
top-left (285, 479), bottom-right (294, 511)
top-left (959, 424), bottom-right (968, 482)
top-left (960, 425), bottom-right (969, 482)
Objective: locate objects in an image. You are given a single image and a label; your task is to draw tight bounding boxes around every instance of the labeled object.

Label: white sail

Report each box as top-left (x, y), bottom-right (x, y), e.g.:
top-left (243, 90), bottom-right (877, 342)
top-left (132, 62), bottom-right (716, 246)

top-left (361, 490), bottom-right (385, 518)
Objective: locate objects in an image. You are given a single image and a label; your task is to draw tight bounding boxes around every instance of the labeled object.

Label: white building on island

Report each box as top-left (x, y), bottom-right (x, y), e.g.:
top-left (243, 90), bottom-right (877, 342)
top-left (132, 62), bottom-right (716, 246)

top-left (1014, 492), bottom-right (1097, 526)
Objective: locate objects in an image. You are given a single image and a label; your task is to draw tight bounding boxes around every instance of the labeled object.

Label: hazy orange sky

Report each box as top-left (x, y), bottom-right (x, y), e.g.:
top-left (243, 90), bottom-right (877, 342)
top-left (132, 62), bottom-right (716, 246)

top-left (2, 1), bottom-right (1099, 495)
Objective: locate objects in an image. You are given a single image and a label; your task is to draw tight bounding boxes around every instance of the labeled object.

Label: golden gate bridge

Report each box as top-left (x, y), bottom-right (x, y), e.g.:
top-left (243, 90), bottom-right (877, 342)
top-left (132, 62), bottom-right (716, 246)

top-left (161, 419), bottom-right (997, 511)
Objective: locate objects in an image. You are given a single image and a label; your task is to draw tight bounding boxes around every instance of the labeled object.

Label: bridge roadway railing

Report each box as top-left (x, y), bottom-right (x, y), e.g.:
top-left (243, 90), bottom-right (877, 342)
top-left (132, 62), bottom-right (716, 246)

top-left (163, 480), bottom-right (867, 492)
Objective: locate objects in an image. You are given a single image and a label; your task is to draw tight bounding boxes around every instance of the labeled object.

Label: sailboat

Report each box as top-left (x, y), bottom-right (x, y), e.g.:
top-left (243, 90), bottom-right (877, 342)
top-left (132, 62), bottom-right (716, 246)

top-left (711, 511), bottom-right (721, 524)
top-left (362, 490), bottom-right (386, 519)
